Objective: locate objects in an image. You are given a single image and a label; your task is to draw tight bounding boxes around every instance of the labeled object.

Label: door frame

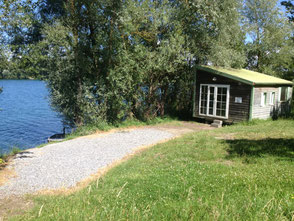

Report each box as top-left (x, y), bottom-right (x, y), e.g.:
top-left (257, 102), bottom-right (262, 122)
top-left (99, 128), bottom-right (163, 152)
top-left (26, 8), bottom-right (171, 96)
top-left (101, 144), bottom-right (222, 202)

top-left (199, 84), bottom-right (230, 119)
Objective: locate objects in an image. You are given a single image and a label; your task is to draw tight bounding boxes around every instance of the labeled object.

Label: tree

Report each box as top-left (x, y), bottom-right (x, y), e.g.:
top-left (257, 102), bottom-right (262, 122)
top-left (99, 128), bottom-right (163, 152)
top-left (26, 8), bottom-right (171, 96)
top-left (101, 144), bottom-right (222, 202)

top-left (40, 0), bottom-right (249, 125)
top-left (37, 0), bottom-right (123, 125)
top-left (281, 0), bottom-right (294, 22)
top-left (173, 0), bottom-right (246, 68)
top-left (0, 0), bottom-right (45, 79)
top-left (37, 0), bottom-right (190, 124)
top-left (243, 0), bottom-right (294, 77)
top-left (281, 0), bottom-right (294, 81)
top-left (151, 0), bottom-right (246, 117)
top-left (10, 0), bottom-right (293, 126)
top-left (105, 0), bottom-right (189, 120)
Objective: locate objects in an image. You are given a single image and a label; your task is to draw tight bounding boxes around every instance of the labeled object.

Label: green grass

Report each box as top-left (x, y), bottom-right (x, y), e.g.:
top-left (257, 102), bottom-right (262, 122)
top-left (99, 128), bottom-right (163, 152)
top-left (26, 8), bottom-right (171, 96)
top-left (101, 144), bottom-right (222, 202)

top-left (12, 119), bottom-right (294, 220)
top-left (65, 116), bottom-right (178, 139)
top-left (0, 147), bottom-right (21, 165)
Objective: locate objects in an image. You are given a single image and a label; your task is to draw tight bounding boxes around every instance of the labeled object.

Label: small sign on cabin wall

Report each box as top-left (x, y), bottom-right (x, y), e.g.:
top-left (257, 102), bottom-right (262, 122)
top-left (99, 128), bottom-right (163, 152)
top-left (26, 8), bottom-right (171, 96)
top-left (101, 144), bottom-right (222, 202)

top-left (235, 97), bottom-right (242, 103)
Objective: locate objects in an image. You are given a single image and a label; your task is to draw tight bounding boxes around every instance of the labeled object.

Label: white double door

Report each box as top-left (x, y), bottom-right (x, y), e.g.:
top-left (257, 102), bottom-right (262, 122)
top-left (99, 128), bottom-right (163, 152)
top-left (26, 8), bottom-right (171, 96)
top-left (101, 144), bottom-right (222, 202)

top-left (199, 84), bottom-right (230, 118)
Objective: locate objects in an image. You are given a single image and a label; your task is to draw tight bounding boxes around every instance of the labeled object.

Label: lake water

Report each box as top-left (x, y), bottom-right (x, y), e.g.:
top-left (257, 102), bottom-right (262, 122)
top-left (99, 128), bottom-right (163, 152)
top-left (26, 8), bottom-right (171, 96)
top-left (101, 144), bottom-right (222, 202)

top-left (0, 80), bottom-right (64, 154)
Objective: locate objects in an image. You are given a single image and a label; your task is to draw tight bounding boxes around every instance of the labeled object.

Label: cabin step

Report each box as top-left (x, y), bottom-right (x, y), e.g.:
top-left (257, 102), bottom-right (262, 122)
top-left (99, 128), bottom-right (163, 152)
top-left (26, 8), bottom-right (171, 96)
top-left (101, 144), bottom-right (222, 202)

top-left (211, 120), bottom-right (223, 128)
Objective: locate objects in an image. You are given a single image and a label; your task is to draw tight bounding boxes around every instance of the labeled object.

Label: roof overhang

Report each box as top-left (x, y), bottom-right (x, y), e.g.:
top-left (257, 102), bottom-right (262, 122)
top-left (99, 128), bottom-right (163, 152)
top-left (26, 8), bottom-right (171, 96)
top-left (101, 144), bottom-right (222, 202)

top-left (195, 65), bottom-right (294, 87)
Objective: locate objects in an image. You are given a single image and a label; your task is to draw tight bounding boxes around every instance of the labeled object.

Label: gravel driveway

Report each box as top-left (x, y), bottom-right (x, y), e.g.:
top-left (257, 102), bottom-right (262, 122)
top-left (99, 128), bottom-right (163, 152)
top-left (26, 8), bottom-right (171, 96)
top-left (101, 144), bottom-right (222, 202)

top-left (0, 122), bottom-right (213, 200)
top-left (0, 128), bottom-right (174, 199)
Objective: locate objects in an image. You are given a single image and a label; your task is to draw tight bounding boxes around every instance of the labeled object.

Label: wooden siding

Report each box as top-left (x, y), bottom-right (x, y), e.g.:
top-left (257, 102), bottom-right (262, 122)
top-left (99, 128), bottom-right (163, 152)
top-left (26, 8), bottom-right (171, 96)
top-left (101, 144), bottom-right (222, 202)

top-left (194, 70), bottom-right (251, 123)
top-left (252, 87), bottom-right (279, 119)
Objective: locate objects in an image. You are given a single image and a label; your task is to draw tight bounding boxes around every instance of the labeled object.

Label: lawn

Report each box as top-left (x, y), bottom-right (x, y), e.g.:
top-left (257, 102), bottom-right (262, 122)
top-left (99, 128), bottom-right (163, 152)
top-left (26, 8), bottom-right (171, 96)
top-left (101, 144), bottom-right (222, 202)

top-left (13, 119), bottom-right (294, 220)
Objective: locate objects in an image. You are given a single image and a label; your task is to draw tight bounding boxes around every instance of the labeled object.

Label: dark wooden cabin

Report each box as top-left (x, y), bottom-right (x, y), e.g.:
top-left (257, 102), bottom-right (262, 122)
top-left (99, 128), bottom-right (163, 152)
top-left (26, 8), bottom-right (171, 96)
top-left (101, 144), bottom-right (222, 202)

top-left (193, 66), bottom-right (293, 123)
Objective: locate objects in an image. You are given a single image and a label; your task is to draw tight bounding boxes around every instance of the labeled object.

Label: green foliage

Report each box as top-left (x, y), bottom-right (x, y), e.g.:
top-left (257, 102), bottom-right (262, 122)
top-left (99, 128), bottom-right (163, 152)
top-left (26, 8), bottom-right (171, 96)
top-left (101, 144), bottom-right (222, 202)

top-left (281, 0), bottom-right (294, 22)
top-left (243, 0), bottom-right (294, 78)
top-left (0, 0), bottom-right (44, 79)
top-left (40, 21), bottom-right (78, 124)
top-left (107, 0), bottom-right (189, 121)
top-left (11, 147), bottom-right (20, 155)
top-left (175, 0), bottom-right (246, 67)
top-left (32, 0), bottom-right (195, 125)
top-left (0, 49), bottom-right (8, 79)
top-left (0, 146), bottom-right (20, 165)
top-left (13, 119), bottom-right (294, 220)
top-left (2, 0), bottom-right (293, 126)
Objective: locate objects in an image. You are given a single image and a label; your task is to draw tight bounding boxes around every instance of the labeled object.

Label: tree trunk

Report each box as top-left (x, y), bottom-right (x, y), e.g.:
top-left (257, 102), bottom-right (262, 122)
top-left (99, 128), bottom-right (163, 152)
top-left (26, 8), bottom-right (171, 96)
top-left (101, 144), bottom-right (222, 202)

top-left (69, 0), bottom-right (83, 126)
top-left (159, 85), bottom-right (168, 117)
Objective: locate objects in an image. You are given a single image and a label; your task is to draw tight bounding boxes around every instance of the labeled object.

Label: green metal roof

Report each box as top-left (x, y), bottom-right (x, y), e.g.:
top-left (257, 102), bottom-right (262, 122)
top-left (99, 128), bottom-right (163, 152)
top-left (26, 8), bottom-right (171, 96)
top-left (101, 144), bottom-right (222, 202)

top-left (196, 65), bottom-right (294, 86)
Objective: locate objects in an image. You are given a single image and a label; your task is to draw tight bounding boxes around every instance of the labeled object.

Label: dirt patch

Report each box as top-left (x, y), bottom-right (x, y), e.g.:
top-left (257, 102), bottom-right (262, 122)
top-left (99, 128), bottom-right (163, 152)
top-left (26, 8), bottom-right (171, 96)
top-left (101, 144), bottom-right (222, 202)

top-left (216, 159), bottom-right (235, 166)
top-left (0, 162), bottom-right (31, 220)
top-left (80, 121), bottom-right (213, 139)
top-left (214, 133), bottom-right (236, 140)
top-left (0, 162), bottom-right (17, 187)
top-left (148, 121), bottom-right (214, 136)
top-left (198, 159), bottom-right (235, 167)
top-left (0, 196), bottom-right (34, 220)
top-left (82, 127), bottom-right (137, 139)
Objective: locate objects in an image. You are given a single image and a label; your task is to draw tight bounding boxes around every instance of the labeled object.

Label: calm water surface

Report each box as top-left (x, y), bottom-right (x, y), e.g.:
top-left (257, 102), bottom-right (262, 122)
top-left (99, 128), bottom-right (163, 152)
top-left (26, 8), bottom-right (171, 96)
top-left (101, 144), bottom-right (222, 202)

top-left (0, 80), bottom-right (64, 153)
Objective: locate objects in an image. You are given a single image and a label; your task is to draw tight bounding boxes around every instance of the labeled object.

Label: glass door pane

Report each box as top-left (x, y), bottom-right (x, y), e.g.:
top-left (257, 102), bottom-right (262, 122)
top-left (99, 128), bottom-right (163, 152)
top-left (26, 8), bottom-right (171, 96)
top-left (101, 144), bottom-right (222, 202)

top-left (199, 84), bottom-right (229, 118)
top-left (200, 85), bottom-right (208, 114)
top-left (216, 87), bottom-right (227, 117)
top-left (208, 86), bottom-right (215, 115)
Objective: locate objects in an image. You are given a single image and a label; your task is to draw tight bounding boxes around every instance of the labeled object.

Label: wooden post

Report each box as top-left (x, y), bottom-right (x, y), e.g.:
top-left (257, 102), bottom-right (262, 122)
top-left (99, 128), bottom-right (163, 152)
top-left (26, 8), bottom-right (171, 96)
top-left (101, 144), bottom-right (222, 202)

top-left (192, 68), bottom-right (197, 118)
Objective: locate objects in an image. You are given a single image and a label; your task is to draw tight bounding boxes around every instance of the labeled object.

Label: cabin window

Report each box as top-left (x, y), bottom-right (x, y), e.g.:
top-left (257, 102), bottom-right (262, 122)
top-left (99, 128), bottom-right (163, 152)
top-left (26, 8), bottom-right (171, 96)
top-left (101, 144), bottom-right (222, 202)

top-left (279, 87), bottom-right (287, 102)
top-left (269, 92), bottom-right (275, 105)
top-left (281, 87), bottom-right (287, 101)
top-left (287, 87), bottom-right (292, 100)
top-left (261, 92), bottom-right (267, 107)
top-left (199, 84), bottom-right (230, 119)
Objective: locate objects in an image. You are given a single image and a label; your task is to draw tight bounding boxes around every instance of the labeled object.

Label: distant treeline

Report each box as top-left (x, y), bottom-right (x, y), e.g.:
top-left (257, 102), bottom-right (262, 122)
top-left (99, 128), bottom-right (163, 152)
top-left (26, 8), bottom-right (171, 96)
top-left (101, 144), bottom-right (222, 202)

top-left (0, 72), bottom-right (45, 80)
top-left (0, 0), bottom-right (293, 125)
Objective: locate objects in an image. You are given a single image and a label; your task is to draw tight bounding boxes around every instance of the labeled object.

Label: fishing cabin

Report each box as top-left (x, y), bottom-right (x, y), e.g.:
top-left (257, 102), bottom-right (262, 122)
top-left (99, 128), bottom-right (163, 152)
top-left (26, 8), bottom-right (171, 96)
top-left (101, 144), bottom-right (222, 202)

top-left (193, 66), bottom-right (293, 124)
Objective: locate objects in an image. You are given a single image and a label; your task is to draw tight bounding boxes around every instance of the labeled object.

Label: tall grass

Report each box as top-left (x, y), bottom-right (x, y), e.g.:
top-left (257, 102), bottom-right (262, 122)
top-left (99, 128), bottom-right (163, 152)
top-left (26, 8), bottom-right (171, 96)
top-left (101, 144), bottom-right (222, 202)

top-left (0, 147), bottom-right (20, 165)
top-left (66, 116), bottom-right (177, 139)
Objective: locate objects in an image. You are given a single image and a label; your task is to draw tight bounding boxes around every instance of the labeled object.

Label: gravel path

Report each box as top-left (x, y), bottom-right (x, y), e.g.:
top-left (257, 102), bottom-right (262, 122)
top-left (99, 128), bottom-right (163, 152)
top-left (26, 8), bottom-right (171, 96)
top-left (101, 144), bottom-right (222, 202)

top-left (0, 128), bottom-right (173, 199)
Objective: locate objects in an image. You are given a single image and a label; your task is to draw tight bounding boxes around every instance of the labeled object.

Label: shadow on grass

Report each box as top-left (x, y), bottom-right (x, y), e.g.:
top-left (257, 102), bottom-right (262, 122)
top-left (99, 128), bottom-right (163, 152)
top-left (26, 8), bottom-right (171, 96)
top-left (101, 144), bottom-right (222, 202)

top-left (225, 138), bottom-right (294, 161)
